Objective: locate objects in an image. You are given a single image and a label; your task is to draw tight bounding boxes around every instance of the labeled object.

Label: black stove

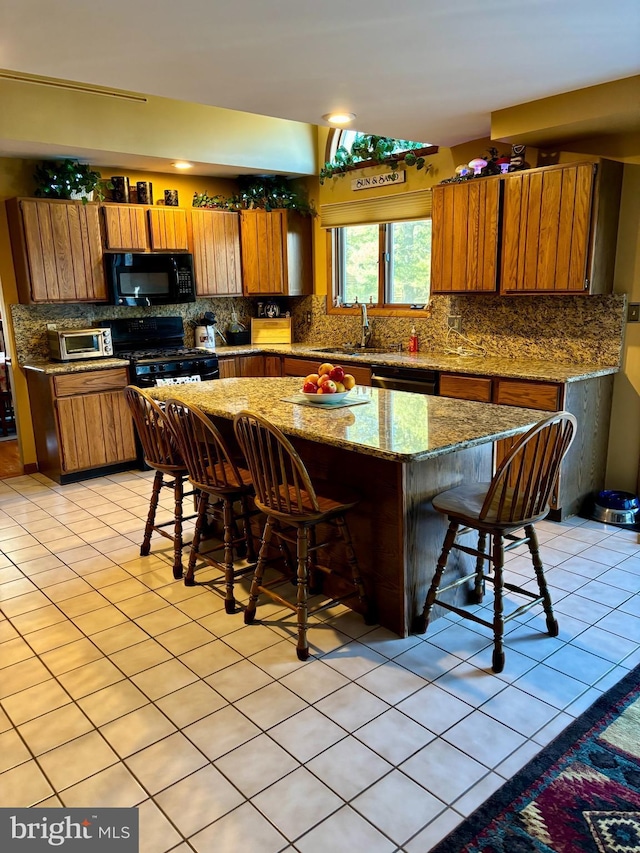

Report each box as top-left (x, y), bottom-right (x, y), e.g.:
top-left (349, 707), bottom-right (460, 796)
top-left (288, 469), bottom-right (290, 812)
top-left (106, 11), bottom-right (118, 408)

top-left (104, 317), bottom-right (219, 387)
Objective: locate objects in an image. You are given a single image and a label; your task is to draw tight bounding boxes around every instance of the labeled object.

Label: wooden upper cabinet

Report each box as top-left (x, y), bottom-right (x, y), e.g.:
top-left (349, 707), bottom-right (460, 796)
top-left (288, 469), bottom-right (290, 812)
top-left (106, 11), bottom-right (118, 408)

top-left (190, 209), bottom-right (242, 296)
top-left (240, 209), bottom-right (312, 296)
top-left (431, 177), bottom-right (500, 293)
top-left (500, 162), bottom-right (595, 294)
top-left (148, 208), bottom-right (189, 250)
top-left (6, 198), bottom-right (108, 304)
top-left (102, 204), bottom-right (148, 250)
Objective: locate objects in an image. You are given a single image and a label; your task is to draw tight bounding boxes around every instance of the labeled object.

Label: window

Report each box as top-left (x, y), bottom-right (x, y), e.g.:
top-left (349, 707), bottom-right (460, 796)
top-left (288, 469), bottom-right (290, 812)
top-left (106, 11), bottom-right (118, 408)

top-left (333, 218), bottom-right (431, 308)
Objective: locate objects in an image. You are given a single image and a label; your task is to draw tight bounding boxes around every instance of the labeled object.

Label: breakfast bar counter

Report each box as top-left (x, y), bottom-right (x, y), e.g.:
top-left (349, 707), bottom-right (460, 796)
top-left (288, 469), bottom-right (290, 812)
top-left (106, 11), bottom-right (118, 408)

top-left (152, 377), bottom-right (544, 636)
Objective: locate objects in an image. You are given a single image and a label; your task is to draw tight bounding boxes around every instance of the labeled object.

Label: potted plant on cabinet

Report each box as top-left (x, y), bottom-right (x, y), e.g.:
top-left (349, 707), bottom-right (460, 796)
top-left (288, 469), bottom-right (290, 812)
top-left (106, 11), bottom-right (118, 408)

top-left (33, 160), bottom-right (112, 203)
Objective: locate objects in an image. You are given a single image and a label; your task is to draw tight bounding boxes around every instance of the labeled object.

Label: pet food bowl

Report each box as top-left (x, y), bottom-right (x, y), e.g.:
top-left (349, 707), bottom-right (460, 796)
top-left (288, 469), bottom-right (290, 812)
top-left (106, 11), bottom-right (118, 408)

top-left (590, 490), bottom-right (640, 526)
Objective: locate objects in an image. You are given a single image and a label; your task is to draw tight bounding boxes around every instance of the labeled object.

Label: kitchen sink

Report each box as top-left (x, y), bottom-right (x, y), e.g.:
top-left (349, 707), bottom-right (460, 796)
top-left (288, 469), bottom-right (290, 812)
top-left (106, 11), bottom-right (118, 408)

top-left (309, 345), bottom-right (402, 356)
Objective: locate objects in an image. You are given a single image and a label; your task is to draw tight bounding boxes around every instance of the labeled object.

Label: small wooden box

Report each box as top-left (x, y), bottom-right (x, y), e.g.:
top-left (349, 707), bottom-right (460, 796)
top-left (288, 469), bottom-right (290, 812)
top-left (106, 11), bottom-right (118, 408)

top-left (251, 317), bottom-right (292, 344)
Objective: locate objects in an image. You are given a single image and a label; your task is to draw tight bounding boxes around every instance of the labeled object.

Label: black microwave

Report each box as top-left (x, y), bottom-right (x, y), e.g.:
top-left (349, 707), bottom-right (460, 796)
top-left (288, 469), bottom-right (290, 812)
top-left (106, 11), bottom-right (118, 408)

top-left (107, 253), bottom-right (196, 306)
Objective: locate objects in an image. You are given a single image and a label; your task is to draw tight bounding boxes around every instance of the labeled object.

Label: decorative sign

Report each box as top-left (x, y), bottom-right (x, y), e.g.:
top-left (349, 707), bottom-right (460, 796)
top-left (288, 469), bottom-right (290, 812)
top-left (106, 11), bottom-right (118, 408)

top-left (351, 171), bottom-right (406, 191)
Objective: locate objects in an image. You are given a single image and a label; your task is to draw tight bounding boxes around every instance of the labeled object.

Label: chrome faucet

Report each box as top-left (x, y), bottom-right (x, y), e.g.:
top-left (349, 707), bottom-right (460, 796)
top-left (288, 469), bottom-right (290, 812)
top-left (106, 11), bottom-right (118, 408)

top-left (360, 301), bottom-right (371, 348)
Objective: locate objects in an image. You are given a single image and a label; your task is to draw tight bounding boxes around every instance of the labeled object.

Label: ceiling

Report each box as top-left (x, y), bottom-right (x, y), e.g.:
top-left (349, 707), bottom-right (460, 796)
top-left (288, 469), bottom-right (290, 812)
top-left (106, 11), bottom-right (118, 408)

top-left (1, 0), bottom-right (639, 172)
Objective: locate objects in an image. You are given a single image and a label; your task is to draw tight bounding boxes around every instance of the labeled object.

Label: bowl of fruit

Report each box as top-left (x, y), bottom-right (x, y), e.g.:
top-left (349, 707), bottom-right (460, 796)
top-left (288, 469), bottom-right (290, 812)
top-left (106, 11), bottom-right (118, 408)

top-left (301, 362), bottom-right (356, 404)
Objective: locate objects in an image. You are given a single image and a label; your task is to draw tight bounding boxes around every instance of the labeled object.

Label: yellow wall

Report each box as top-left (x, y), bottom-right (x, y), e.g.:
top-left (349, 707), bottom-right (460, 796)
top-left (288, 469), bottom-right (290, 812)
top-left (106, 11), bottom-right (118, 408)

top-left (0, 158), bottom-right (240, 469)
top-left (607, 164), bottom-right (640, 491)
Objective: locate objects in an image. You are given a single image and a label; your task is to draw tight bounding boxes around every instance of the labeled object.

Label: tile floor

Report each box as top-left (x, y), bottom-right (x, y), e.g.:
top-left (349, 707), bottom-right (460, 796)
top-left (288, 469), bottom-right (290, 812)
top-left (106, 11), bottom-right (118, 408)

top-left (0, 470), bottom-right (639, 852)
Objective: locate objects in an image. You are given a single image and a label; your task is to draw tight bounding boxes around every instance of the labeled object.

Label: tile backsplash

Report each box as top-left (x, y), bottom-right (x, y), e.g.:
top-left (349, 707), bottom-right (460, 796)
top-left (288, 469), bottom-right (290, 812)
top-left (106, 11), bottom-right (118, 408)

top-left (11, 292), bottom-right (626, 367)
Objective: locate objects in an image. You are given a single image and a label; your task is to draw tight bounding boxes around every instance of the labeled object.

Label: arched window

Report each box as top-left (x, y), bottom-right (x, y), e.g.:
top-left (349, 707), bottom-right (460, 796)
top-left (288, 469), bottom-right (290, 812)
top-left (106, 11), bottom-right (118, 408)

top-left (326, 129), bottom-right (432, 167)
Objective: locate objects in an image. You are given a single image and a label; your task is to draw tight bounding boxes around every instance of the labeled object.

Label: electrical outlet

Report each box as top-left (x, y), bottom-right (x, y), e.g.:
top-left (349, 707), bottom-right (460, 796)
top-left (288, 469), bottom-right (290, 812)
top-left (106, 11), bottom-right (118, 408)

top-left (46, 323), bottom-right (57, 330)
top-left (306, 311), bottom-right (312, 324)
top-left (628, 303), bottom-right (640, 323)
top-left (447, 315), bottom-right (462, 333)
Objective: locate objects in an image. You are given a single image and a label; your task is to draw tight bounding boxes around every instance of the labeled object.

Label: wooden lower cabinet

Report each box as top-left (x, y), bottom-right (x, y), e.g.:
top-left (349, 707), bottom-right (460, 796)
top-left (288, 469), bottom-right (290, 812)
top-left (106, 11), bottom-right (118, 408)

top-left (439, 371), bottom-right (613, 519)
top-left (282, 357), bottom-right (372, 386)
top-left (26, 367), bottom-right (137, 483)
top-left (218, 355), bottom-right (282, 378)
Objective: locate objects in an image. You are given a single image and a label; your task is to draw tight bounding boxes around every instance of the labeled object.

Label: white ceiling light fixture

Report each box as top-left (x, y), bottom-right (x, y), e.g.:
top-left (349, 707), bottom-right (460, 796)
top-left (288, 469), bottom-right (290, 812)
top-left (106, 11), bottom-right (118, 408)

top-left (322, 112), bottom-right (356, 126)
top-left (172, 161), bottom-right (193, 169)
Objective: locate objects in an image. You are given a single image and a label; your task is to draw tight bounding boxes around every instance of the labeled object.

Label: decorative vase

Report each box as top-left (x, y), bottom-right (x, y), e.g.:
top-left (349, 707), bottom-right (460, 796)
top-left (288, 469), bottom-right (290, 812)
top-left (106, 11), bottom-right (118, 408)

top-left (136, 181), bottom-right (153, 204)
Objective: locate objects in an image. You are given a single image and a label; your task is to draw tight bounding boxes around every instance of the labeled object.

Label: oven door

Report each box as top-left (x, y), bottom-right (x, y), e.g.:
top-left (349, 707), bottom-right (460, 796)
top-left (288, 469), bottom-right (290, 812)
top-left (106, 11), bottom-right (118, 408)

top-left (132, 358), bottom-right (220, 389)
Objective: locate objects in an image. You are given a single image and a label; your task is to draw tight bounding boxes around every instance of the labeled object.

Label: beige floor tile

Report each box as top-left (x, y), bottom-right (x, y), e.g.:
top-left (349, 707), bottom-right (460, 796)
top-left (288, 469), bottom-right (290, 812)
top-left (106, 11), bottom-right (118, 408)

top-left (0, 636), bottom-right (35, 668)
top-left (155, 764), bottom-right (244, 838)
top-left (117, 591), bottom-right (169, 619)
top-left (0, 759), bottom-right (54, 806)
top-left (35, 526), bottom-right (78, 545)
top-left (190, 801), bottom-right (289, 853)
top-left (91, 622), bottom-right (150, 654)
top-left (184, 705), bottom-right (261, 762)
top-left (84, 566), bottom-right (137, 589)
top-left (0, 707), bottom-right (12, 733)
top-left (296, 805), bottom-right (397, 853)
top-left (132, 659), bottom-right (198, 700)
top-left (0, 565), bottom-right (24, 585)
top-left (45, 577), bottom-right (95, 603)
top-left (155, 623), bottom-right (216, 656)
top-left (248, 640), bottom-right (310, 680)
top-left (214, 733), bottom-right (299, 798)
top-left (174, 593), bottom-right (222, 620)
top-left (100, 704), bottom-right (176, 758)
top-left (2, 533), bottom-right (41, 552)
top-left (280, 660), bottom-right (350, 704)
top-left (61, 761), bottom-right (147, 808)
top-left (1, 678), bottom-right (72, 726)
top-left (179, 639), bottom-right (243, 679)
top-left (0, 656), bottom-right (52, 700)
top-left (57, 591), bottom-right (111, 617)
top-left (11, 604), bottom-right (68, 636)
top-left (135, 606), bottom-right (191, 636)
top-left (53, 542), bottom-right (100, 562)
top-left (0, 577), bottom-right (38, 601)
top-left (205, 659), bottom-right (273, 702)
top-left (110, 639), bottom-right (173, 676)
top-left (71, 554), bottom-right (119, 576)
top-left (40, 637), bottom-right (104, 676)
top-left (38, 730), bottom-right (119, 791)
top-left (15, 554), bottom-right (66, 577)
top-left (306, 737), bottom-right (393, 801)
top-left (18, 703), bottom-right (94, 755)
top-left (78, 680), bottom-right (149, 727)
top-left (25, 621), bottom-right (84, 654)
top-left (137, 798), bottom-right (183, 853)
top-left (0, 620), bottom-right (19, 643)
top-left (0, 590), bottom-right (51, 617)
top-left (125, 732), bottom-right (208, 794)
top-left (8, 545), bottom-right (56, 563)
top-left (72, 606), bottom-right (128, 635)
top-left (156, 681), bottom-right (227, 728)
top-left (99, 578), bottom-right (150, 603)
top-left (58, 657), bottom-right (125, 699)
top-left (0, 728), bottom-right (32, 772)
top-left (235, 682), bottom-right (307, 731)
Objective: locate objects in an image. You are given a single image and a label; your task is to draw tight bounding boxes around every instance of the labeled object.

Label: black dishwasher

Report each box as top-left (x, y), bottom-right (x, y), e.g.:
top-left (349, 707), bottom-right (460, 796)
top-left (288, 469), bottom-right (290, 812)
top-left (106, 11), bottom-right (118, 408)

top-left (371, 366), bottom-right (438, 394)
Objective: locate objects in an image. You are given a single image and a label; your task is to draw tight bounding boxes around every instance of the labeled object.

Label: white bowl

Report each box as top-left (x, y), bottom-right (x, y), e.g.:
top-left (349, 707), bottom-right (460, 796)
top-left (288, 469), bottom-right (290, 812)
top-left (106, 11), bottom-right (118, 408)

top-left (301, 390), bottom-right (352, 404)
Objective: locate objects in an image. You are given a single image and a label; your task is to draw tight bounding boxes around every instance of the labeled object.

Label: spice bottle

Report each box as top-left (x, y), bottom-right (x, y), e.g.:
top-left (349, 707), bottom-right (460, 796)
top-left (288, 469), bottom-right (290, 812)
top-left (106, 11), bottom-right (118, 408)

top-left (408, 326), bottom-right (419, 353)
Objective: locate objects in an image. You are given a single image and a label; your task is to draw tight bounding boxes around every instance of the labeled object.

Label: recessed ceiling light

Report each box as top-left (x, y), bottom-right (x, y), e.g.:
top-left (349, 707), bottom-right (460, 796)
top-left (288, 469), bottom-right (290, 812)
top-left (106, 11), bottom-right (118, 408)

top-left (322, 112), bottom-right (356, 125)
top-left (172, 161), bottom-right (193, 169)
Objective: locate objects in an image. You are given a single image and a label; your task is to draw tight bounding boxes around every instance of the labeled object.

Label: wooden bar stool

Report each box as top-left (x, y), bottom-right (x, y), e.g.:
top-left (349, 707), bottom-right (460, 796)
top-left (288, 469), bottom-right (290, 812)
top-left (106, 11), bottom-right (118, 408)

top-left (416, 412), bottom-right (577, 673)
top-left (124, 386), bottom-right (195, 579)
top-left (164, 399), bottom-right (258, 611)
top-left (233, 410), bottom-right (375, 661)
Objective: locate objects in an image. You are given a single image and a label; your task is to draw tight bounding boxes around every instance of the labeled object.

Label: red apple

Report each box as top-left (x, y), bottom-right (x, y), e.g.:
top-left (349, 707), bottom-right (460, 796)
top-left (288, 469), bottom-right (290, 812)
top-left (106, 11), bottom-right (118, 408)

top-left (303, 381), bottom-right (317, 393)
top-left (322, 379), bottom-right (337, 394)
top-left (318, 362), bottom-right (334, 376)
top-left (329, 365), bottom-right (345, 382)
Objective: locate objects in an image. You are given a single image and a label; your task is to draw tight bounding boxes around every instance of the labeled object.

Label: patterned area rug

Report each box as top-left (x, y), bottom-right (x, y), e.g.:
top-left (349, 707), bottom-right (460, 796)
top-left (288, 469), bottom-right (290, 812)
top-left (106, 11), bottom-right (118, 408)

top-left (431, 664), bottom-right (640, 853)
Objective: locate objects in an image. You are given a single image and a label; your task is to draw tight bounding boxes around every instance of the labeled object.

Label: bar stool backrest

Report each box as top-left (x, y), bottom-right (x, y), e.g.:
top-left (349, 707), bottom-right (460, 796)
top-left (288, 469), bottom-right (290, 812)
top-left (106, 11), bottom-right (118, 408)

top-left (233, 410), bottom-right (321, 518)
top-left (124, 386), bottom-right (183, 472)
top-left (481, 411), bottom-right (577, 524)
top-left (164, 399), bottom-right (246, 494)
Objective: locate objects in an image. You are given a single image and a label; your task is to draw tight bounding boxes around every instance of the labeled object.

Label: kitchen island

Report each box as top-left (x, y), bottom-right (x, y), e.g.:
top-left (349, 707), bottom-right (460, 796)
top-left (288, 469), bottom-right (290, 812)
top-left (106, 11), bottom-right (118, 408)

top-left (152, 377), bottom-right (545, 636)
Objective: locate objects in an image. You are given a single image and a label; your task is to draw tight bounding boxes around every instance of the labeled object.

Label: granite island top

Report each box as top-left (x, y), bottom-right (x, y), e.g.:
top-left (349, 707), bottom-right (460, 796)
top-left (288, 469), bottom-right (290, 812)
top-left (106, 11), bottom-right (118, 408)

top-left (150, 376), bottom-right (544, 463)
top-left (21, 343), bottom-right (619, 383)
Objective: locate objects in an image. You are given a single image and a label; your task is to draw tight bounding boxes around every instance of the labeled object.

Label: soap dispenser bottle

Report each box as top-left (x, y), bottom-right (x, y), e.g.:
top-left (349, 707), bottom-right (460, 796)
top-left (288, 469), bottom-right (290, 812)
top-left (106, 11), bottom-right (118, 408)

top-left (408, 326), bottom-right (419, 353)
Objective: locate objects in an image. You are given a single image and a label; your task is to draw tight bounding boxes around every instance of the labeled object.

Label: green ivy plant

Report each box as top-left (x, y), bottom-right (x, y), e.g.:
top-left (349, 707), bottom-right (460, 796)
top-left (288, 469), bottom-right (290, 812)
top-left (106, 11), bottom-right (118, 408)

top-left (320, 135), bottom-right (433, 184)
top-left (33, 160), bottom-right (112, 203)
top-left (193, 175), bottom-right (313, 214)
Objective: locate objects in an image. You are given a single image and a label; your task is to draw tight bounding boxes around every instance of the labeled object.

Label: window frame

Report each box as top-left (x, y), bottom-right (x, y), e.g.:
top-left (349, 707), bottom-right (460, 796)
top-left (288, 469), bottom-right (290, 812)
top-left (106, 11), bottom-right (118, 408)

top-left (328, 219), bottom-right (432, 317)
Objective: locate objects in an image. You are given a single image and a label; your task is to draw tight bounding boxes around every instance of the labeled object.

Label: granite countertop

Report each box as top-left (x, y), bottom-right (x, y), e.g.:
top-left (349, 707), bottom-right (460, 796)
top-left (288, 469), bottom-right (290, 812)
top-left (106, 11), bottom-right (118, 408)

top-left (150, 376), bottom-right (544, 463)
top-left (21, 343), bottom-right (618, 383)
top-left (215, 344), bottom-right (619, 383)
